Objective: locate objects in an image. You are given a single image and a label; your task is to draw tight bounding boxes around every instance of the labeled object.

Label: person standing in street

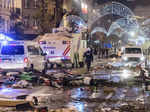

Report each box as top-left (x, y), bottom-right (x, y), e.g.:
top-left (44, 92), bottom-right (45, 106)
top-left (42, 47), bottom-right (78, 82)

top-left (117, 49), bottom-right (122, 58)
top-left (83, 48), bottom-right (93, 72)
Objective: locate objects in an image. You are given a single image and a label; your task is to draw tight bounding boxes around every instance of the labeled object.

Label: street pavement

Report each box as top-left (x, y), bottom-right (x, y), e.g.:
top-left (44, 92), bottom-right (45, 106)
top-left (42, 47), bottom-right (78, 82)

top-left (0, 56), bottom-right (150, 112)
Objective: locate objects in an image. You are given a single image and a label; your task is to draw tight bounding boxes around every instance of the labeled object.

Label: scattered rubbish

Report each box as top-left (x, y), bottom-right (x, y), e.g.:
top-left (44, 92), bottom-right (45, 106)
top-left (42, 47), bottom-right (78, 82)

top-left (90, 92), bottom-right (101, 99)
top-left (0, 55), bottom-right (149, 112)
top-left (16, 102), bottom-right (34, 111)
top-left (83, 77), bottom-right (92, 85)
top-left (48, 107), bottom-right (77, 112)
top-left (13, 80), bottom-right (32, 88)
top-left (93, 75), bottom-right (111, 80)
top-left (108, 62), bottom-right (123, 67)
top-left (109, 76), bottom-right (121, 83)
top-left (20, 72), bottom-right (32, 81)
top-left (103, 86), bottom-right (116, 94)
top-left (0, 99), bottom-right (33, 107)
top-left (105, 92), bottom-right (114, 100)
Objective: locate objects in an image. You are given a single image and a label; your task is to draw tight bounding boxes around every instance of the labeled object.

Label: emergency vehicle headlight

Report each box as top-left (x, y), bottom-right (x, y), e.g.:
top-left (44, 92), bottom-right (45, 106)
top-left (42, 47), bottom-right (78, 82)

top-left (140, 56), bottom-right (145, 61)
top-left (121, 69), bottom-right (131, 79)
top-left (123, 57), bottom-right (128, 61)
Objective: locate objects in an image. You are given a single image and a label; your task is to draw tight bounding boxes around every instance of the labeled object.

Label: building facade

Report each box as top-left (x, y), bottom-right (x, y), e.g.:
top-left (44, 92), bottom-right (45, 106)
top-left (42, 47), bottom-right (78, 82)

top-left (0, 0), bottom-right (64, 38)
top-left (22, 0), bottom-right (41, 35)
top-left (0, 0), bottom-right (14, 33)
top-left (21, 0), bottom-right (64, 37)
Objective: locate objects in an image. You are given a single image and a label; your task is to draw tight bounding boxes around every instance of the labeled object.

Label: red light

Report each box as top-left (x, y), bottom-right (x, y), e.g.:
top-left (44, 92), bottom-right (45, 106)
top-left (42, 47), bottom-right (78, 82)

top-left (24, 57), bottom-right (28, 63)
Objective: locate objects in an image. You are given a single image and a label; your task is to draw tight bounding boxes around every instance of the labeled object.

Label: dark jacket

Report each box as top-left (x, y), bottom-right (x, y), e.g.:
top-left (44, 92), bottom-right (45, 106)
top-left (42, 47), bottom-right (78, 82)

top-left (83, 50), bottom-right (93, 63)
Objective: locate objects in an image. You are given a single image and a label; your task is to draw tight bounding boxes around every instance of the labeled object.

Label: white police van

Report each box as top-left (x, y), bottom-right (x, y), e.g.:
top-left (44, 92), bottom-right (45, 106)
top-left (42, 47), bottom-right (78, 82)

top-left (39, 40), bottom-right (71, 68)
top-left (0, 41), bottom-right (46, 73)
top-left (121, 46), bottom-right (145, 67)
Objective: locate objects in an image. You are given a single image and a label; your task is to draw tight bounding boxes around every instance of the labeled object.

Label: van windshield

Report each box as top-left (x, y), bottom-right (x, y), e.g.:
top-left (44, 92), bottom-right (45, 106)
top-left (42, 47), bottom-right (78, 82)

top-left (125, 48), bottom-right (142, 54)
top-left (1, 45), bottom-right (24, 55)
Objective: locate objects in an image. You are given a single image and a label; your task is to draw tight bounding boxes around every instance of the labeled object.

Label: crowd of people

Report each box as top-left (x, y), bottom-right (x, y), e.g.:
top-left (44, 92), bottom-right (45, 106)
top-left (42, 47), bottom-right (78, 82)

top-left (98, 48), bottom-right (109, 59)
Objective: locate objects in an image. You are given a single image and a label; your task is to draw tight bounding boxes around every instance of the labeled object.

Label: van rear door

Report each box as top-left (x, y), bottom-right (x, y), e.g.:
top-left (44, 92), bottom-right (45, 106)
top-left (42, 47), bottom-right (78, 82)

top-left (27, 45), bottom-right (45, 71)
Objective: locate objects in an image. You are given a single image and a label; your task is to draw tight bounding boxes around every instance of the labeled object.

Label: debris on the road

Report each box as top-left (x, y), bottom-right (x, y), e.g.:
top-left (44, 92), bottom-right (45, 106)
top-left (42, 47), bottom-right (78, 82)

top-left (110, 76), bottom-right (121, 83)
top-left (0, 98), bottom-right (33, 107)
top-left (0, 52), bottom-right (149, 112)
top-left (105, 92), bottom-right (114, 100)
top-left (13, 80), bottom-right (32, 88)
top-left (16, 102), bottom-right (34, 111)
top-left (108, 62), bottom-right (124, 68)
top-left (103, 86), bottom-right (116, 94)
top-left (83, 76), bottom-right (92, 85)
top-left (20, 72), bottom-right (32, 81)
top-left (48, 107), bottom-right (78, 112)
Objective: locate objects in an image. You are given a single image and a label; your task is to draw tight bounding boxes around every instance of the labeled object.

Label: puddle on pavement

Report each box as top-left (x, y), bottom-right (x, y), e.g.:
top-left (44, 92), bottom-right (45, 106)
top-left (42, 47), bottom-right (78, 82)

top-left (43, 68), bottom-right (150, 111)
top-left (64, 86), bottom-right (150, 112)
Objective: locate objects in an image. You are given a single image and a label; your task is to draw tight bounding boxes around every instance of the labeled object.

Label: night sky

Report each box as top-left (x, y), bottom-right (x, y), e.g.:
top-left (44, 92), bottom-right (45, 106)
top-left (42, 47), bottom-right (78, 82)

top-left (93, 0), bottom-right (150, 9)
top-left (92, 0), bottom-right (150, 18)
top-left (90, 0), bottom-right (150, 31)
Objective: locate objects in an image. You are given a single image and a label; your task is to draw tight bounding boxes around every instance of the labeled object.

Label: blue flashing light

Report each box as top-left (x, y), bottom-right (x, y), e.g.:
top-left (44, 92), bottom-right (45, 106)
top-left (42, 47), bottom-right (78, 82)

top-left (0, 33), bottom-right (13, 41)
top-left (0, 34), bottom-right (5, 40)
top-left (2, 41), bottom-right (8, 45)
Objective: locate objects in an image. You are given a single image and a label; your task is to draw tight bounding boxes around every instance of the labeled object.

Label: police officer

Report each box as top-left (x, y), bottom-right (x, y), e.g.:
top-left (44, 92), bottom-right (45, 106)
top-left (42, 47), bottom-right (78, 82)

top-left (83, 48), bottom-right (93, 72)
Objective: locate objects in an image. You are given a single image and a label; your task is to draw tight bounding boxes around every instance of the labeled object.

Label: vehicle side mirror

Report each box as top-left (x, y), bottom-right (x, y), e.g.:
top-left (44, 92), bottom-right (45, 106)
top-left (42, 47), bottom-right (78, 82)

top-left (41, 53), bottom-right (47, 56)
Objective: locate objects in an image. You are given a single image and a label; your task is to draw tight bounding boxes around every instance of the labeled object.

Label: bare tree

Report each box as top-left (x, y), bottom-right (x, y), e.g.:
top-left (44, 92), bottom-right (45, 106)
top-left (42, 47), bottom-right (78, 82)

top-left (35, 0), bottom-right (55, 34)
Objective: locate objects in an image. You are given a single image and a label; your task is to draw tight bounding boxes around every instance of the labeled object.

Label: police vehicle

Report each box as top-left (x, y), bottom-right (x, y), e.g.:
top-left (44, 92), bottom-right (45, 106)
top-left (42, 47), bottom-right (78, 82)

top-left (121, 46), bottom-right (145, 67)
top-left (39, 40), bottom-right (71, 66)
top-left (0, 41), bottom-right (46, 73)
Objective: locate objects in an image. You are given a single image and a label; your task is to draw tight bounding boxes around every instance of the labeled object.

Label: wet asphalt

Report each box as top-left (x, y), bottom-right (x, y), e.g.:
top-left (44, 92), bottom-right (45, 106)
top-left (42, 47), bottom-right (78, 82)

top-left (1, 59), bottom-right (150, 112)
